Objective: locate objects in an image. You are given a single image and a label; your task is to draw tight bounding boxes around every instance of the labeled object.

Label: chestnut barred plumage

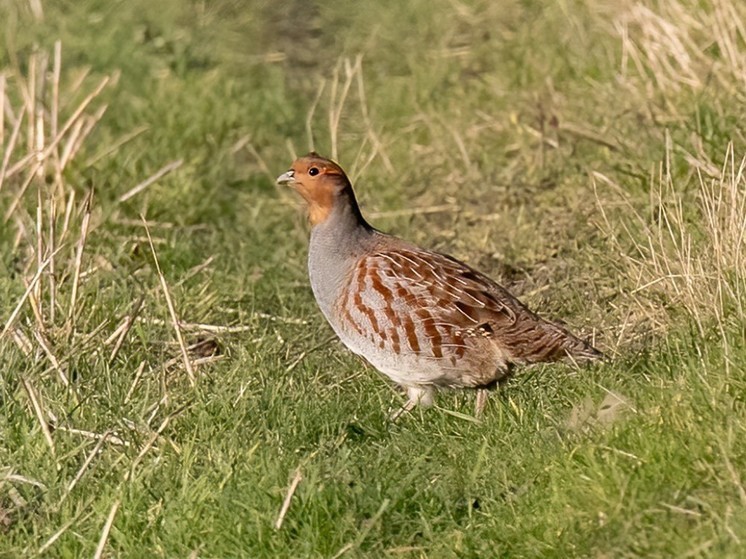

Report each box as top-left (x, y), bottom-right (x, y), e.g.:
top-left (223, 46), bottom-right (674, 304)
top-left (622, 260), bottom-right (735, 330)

top-left (278, 153), bottom-right (602, 418)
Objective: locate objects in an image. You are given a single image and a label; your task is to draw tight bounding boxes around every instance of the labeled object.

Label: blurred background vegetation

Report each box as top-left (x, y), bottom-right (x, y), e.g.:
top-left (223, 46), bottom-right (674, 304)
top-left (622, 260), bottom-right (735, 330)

top-left (1, 0), bottom-right (745, 556)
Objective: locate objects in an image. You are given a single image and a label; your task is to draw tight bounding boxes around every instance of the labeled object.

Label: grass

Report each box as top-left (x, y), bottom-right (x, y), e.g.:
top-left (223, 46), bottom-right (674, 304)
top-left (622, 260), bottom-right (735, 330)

top-left (1, 0), bottom-right (745, 556)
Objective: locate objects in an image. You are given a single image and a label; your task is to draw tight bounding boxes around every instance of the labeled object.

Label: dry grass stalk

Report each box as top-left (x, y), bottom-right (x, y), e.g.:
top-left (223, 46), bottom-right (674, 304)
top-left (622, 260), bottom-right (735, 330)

top-left (353, 62), bottom-right (393, 175)
top-left (118, 159), bottom-right (183, 203)
top-left (617, 0), bottom-right (746, 95)
top-left (328, 57), bottom-right (360, 161)
top-left (595, 142), bottom-right (746, 336)
top-left (92, 499), bottom-right (121, 559)
top-left (61, 433), bottom-right (111, 501)
top-left (52, 425), bottom-right (128, 447)
top-left (162, 352), bottom-right (223, 371)
top-left (25, 53), bottom-right (36, 156)
top-left (35, 185), bottom-right (44, 316)
top-left (113, 218), bottom-right (209, 231)
top-left (275, 468), bottom-right (303, 530)
top-left (107, 297), bottom-right (145, 363)
top-left (367, 204), bottom-right (456, 219)
top-left (0, 249), bottom-right (57, 340)
top-left (27, 0), bottom-right (44, 21)
top-left (47, 186), bottom-right (57, 325)
top-left (1, 469), bottom-right (47, 489)
top-left (63, 104), bottom-right (108, 166)
top-left (140, 314), bottom-right (308, 331)
top-left (4, 76), bottom-right (109, 179)
top-left (38, 515), bottom-right (84, 555)
top-left (1, 47), bottom-right (112, 377)
top-left (85, 124), bottom-right (148, 167)
top-left (0, 73), bottom-right (5, 150)
top-left (244, 140), bottom-right (276, 186)
top-left (33, 54), bottom-right (47, 182)
top-left (51, 41), bottom-right (61, 145)
top-left (142, 219), bottom-right (196, 386)
top-left (331, 543), bottom-right (354, 559)
top-left (0, 106), bottom-right (25, 193)
top-left (20, 377), bottom-right (57, 462)
top-left (308, 55), bottom-right (393, 184)
top-left (30, 328), bottom-right (69, 387)
top-left (57, 119), bottom-right (85, 170)
top-left (65, 190), bottom-right (93, 335)
top-left (138, 316), bottom-right (247, 333)
top-left (617, 3), bottom-right (703, 92)
top-left (124, 360), bottom-right (148, 404)
top-left (59, 188), bottom-right (76, 245)
top-left (123, 403), bottom-right (191, 483)
top-left (8, 326), bottom-right (32, 355)
top-left (49, 163), bottom-right (65, 328)
top-left (304, 79), bottom-right (326, 155)
top-left (3, 161), bottom-right (41, 222)
top-left (64, 67), bottom-right (92, 102)
top-left (175, 255), bottom-right (215, 287)
top-left (24, 272), bottom-right (47, 334)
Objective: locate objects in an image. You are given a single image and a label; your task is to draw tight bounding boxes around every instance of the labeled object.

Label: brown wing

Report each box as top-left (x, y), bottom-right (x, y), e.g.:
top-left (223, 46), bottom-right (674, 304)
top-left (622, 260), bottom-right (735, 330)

top-left (343, 246), bottom-right (600, 365)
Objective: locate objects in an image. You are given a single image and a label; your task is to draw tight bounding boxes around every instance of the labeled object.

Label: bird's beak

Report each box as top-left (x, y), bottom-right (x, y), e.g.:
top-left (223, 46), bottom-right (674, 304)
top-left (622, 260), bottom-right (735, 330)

top-left (276, 170), bottom-right (295, 186)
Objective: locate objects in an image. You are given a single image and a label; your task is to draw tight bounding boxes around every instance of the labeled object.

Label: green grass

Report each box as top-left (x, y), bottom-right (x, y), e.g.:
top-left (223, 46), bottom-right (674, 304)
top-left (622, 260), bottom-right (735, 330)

top-left (1, 0), bottom-right (746, 556)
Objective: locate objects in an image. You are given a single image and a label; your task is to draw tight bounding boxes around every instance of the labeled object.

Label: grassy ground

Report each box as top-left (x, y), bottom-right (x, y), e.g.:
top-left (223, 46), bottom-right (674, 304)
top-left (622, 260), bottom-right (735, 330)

top-left (1, 0), bottom-right (745, 556)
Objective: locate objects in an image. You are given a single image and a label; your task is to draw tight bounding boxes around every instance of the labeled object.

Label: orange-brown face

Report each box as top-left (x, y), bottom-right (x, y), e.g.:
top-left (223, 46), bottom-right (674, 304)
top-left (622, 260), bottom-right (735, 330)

top-left (277, 153), bottom-right (349, 225)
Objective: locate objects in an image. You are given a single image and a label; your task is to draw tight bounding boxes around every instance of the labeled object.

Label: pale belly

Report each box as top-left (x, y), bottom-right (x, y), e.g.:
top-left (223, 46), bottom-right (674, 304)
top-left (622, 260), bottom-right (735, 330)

top-left (330, 319), bottom-right (463, 388)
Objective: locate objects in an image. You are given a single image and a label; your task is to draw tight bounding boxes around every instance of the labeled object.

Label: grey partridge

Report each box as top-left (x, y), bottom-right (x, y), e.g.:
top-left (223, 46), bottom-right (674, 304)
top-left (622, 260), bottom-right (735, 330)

top-left (277, 153), bottom-right (602, 418)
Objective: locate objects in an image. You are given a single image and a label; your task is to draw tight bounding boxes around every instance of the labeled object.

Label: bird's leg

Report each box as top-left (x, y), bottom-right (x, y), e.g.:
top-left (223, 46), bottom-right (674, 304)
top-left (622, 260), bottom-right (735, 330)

top-left (389, 398), bottom-right (416, 422)
top-left (390, 386), bottom-right (434, 421)
top-left (475, 389), bottom-right (489, 418)
top-left (475, 368), bottom-right (511, 418)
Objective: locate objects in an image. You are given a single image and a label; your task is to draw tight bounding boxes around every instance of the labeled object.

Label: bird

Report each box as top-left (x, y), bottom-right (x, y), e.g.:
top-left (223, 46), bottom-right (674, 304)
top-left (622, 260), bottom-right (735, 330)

top-left (277, 152), bottom-right (602, 418)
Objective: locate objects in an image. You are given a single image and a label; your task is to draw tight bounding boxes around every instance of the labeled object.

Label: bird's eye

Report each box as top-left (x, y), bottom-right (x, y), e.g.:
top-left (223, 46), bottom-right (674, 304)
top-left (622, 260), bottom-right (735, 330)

top-left (308, 167), bottom-right (319, 176)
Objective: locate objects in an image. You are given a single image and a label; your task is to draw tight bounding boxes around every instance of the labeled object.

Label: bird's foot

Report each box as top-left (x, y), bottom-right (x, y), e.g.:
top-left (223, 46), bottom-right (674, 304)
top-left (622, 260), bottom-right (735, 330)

top-left (389, 386), bottom-right (434, 421)
top-left (389, 398), bottom-right (417, 421)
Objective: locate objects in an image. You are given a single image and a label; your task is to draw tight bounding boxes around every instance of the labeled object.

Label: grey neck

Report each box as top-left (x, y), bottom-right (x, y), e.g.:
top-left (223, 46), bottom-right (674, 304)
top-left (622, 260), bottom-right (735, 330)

top-left (307, 196), bottom-right (375, 318)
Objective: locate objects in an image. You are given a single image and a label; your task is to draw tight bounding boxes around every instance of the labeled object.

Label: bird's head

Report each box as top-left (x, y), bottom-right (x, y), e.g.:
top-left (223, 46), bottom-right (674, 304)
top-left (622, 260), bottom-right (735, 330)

top-left (277, 152), bottom-right (355, 226)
